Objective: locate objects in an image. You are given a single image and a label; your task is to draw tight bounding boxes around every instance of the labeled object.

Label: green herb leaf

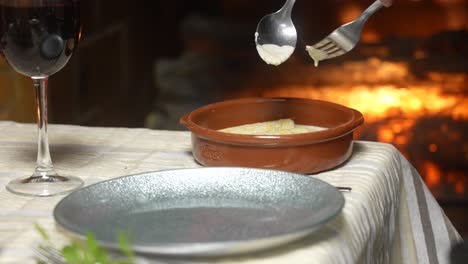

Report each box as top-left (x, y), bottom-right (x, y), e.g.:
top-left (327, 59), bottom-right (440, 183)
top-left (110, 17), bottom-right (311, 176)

top-left (34, 223), bottom-right (49, 241)
top-left (62, 243), bottom-right (83, 264)
top-left (35, 224), bottom-right (136, 264)
top-left (117, 231), bottom-right (134, 261)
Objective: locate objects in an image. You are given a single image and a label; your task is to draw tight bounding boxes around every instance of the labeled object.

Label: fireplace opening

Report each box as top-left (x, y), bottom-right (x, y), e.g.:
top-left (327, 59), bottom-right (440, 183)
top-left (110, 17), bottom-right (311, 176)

top-left (148, 0), bottom-right (467, 234)
top-left (223, 53), bottom-right (467, 199)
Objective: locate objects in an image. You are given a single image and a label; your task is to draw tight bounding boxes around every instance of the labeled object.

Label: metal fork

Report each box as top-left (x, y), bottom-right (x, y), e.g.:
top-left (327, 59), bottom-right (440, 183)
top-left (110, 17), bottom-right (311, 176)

top-left (33, 244), bottom-right (67, 264)
top-left (33, 243), bottom-right (190, 264)
top-left (305, 0), bottom-right (392, 66)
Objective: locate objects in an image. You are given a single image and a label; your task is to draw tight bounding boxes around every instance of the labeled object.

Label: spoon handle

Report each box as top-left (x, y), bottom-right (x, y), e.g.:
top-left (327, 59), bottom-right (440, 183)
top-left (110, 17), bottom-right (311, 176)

top-left (279, 0), bottom-right (296, 17)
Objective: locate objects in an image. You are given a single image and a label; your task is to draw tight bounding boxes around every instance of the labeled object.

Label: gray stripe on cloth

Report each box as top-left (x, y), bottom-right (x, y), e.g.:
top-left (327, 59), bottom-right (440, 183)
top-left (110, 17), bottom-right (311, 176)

top-left (400, 155), bottom-right (430, 264)
top-left (411, 165), bottom-right (439, 264)
top-left (422, 181), bottom-right (456, 264)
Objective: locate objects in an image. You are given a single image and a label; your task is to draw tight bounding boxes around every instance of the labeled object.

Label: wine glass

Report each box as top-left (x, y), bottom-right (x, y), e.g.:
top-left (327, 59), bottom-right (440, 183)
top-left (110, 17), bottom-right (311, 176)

top-left (0, 0), bottom-right (83, 196)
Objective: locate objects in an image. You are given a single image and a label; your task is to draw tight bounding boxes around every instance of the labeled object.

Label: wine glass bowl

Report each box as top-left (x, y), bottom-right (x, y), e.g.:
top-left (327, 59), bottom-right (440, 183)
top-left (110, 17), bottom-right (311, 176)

top-left (0, 0), bottom-right (80, 77)
top-left (0, 0), bottom-right (83, 196)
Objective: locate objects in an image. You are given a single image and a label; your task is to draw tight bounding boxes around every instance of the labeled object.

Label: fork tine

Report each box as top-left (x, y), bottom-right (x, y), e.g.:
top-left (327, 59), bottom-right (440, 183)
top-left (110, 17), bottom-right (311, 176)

top-left (33, 249), bottom-right (50, 264)
top-left (319, 42), bottom-right (337, 52)
top-left (313, 38), bottom-right (331, 49)
top-left (323, 45), bottom-right (341, 53)
top-left (326, 49), bottom-right (346, 59)
top-left (37, 245), bottom-right (58, 256)
top-left (34, 244), bottom-right (67, 264)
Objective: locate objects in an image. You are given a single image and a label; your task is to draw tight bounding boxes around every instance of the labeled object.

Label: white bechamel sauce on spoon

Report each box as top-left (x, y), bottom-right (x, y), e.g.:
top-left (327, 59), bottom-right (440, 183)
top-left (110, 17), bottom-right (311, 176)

top-left (255, 32), bottom-right (295, 66)
top-left (305, 45), bottom-right (328, 67)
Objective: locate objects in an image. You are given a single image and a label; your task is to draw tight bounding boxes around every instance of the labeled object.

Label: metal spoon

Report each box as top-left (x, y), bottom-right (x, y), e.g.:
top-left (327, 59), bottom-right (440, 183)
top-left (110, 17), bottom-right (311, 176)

top-left (255, 0), bottom-right (297, 66)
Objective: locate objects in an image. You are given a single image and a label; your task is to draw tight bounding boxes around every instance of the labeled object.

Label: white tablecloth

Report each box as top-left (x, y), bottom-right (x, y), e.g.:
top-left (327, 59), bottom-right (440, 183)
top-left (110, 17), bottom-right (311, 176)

top-left (0, 121), bottom-right (462, 264)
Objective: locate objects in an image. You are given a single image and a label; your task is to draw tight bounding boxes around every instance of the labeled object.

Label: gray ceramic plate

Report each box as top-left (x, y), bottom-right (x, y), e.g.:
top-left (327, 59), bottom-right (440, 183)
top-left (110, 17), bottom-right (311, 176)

top-left (54, 167), bottom-right (344, 257)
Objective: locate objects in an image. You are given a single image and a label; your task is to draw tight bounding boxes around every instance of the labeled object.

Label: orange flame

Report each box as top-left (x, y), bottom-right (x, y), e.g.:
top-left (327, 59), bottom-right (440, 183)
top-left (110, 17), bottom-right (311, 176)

top-left (242, 59), bottom-right (468, 123)
top-left (422, 161), bottom-right (442, 189)
top-left (234, 58), bottom-right (467, 196)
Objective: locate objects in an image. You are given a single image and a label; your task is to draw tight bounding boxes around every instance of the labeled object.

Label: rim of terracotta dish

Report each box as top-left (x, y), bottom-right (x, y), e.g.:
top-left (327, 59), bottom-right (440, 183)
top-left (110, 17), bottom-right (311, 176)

top-left (181, 97), bottom-right (364, 146)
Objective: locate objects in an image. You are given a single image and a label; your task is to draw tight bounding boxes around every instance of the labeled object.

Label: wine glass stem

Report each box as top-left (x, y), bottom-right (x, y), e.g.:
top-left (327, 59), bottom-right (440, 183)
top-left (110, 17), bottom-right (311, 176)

top-left (33, 77), bottom-right (56, 178)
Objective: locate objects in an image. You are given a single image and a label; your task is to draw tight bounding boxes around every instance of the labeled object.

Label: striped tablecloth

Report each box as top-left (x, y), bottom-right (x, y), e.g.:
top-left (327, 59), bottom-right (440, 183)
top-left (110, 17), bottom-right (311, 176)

top-left (0, 121), bottom-right (462, 264)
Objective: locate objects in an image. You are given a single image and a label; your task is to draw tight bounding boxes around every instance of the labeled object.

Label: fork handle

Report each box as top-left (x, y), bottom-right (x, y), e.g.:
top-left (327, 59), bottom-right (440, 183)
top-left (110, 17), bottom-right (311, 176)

top-left (379, 0), bottom-right (393, 7)
top-left (358, 0), bottom-right (386, 22)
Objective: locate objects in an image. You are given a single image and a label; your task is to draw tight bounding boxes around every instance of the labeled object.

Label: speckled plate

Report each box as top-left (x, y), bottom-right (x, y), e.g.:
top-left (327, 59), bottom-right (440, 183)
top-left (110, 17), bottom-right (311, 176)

top-left (53, 167), bottom-right (344, 257)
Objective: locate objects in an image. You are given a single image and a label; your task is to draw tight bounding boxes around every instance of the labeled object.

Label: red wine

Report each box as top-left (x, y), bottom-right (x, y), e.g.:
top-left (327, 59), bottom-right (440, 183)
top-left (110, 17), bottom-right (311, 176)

top-left (0, 0), bottom-right (80, 77)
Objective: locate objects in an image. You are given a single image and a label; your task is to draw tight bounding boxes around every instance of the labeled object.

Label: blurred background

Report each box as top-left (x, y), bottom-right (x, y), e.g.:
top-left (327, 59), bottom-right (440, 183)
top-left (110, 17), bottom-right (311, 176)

top-left (0, 0), bottom-right (467, 235)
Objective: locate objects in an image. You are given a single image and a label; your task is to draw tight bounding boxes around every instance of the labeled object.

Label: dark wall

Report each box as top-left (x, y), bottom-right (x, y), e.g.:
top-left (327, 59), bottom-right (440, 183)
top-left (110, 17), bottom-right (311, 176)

top-left (49, 0), bottom-right (201, 127)
top-left (48, 0), bottom-right (344, 127)
top-left (49, 0), bottom-right (463, 127)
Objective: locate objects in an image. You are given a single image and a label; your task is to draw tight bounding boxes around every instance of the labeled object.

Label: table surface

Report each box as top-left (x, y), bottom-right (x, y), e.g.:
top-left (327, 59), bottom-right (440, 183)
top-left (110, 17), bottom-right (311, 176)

top-left (0, 121), bottom-right (462, 264)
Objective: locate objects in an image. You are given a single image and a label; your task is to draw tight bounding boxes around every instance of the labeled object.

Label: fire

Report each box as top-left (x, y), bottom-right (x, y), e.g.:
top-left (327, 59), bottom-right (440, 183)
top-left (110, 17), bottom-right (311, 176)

top-left (375, 119), bottom-right (414, 145)
top-left (435, 0), bottom-right (468, 30)
top-left (234, 58), bottom-right (467, 198)
top-left (447, 172), bottom-right (466, 195)
top-left (422, 161), bottom-right (442, 189)
top-left (455, 181), bottom-right (465, 194)
top-left (248, 59), bottom-right (468, 123)
top-left (259, 84), bottom-right (466, 122)
top-left (338, 4), bottom-right (362, 24)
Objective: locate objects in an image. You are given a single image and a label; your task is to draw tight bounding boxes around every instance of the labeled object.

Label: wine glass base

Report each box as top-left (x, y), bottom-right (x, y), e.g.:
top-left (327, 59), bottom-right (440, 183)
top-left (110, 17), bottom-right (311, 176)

top-left (6, 175), bottom-right (84, 197)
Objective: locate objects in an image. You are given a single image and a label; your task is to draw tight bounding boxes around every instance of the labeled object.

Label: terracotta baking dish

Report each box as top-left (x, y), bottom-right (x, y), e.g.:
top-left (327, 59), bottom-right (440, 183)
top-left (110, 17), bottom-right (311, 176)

top-left (180, 97), bottom-right (364, 174)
